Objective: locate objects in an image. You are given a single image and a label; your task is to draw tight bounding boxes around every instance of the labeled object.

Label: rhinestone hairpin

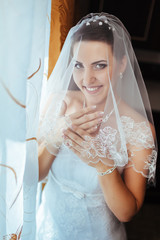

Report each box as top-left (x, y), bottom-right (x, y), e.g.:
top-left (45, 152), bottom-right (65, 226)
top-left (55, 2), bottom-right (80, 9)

top-left (85, 17), bottom-right (115, 32)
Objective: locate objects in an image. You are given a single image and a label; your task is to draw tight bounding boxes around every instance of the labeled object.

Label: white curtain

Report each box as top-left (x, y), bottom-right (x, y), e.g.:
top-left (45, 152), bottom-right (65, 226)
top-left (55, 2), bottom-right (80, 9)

top-left (0, 0), bottom-right (50, 239)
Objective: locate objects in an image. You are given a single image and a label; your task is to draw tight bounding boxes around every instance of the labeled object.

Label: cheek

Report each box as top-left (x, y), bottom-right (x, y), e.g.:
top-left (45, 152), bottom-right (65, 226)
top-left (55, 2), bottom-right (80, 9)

top-left (109, 67), bottom-right (113, 78)
top-left (103, 67), bottom-right (112, 81)
top-left (73, 72), bottom-right (82, 87)
top-left (96, 71), bottom-right (109, 85)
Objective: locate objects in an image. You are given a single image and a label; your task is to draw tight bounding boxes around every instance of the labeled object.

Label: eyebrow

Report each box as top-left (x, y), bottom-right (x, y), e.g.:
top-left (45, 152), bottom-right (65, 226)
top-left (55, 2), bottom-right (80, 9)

top-left (91, 60), bottom-right (108, 65)
top-left (74, 60), bottom-right (108, 65)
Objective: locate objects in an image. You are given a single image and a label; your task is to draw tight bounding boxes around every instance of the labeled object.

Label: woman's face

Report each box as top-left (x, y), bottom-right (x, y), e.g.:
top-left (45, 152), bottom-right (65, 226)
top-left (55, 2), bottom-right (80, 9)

top-left (73, 41), bottom-right (117, 109)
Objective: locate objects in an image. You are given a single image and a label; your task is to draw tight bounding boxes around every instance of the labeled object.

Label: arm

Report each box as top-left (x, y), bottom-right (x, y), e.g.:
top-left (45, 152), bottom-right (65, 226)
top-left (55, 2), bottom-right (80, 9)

top-left (37, 99), bottom-right (67, 182)
top-left (96, 148), bottom-right (148, 222)
top-left (38, 144), bottom-right (56, 181)
top-left (63, 127), bottom-right (152, 222)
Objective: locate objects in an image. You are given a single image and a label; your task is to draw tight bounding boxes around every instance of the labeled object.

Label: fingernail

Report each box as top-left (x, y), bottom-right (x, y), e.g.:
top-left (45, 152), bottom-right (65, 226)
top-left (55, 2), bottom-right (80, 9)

top-left (98, 118), bottom-right (103, 123)
top-left (99, 112), bottom-right (104, 116)
top-left (91, 105), bottom-right (96, 109)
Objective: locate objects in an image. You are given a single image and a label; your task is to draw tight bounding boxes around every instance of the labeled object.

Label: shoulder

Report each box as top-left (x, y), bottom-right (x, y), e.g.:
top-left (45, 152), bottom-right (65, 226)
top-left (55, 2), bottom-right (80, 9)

top-left (119, 100), bottom-right (156, 146)
top-left (65, 90), bottom-right (82, 103)
top-left (119, 101), bottom-right (144, 122)
top-left (120, 100), bottom-right (153, 127)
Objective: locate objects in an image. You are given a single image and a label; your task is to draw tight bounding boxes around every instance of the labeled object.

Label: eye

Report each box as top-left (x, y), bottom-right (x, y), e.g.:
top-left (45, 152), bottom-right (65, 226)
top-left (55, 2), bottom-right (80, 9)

top-left (74, 63), bottom-right (83, 69)
top-left (94, 63), bottom-right (107, 70)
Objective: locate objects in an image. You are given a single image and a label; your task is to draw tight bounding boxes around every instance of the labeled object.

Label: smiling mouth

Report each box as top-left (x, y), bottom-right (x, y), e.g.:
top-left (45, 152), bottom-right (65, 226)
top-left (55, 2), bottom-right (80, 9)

top-left (84, 86), bottom-right (102, 94)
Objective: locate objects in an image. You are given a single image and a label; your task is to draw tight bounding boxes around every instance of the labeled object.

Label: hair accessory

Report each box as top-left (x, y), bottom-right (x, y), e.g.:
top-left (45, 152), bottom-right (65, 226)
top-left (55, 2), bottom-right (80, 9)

top-left (97, 165), bottom-right (117, 176)
top-left (120, 72), bottom-right (123, 79)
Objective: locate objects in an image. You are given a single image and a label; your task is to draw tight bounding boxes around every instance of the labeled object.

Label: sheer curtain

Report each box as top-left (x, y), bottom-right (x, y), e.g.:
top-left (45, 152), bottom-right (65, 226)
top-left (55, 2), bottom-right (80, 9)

top-left (0, 0), bottom-right (49, 239)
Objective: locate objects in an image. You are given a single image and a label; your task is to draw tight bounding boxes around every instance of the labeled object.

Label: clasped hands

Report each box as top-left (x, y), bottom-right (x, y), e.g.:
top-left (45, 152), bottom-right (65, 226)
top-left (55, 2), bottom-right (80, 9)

top-left (61, 105), bottom-right (104, 156)
top-left (56, 102), bottom-right (113, 171)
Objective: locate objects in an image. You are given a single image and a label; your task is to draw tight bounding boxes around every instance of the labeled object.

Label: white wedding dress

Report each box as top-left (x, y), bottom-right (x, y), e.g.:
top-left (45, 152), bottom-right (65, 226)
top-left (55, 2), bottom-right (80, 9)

top-left (36, 143), bottom-right (127, 240)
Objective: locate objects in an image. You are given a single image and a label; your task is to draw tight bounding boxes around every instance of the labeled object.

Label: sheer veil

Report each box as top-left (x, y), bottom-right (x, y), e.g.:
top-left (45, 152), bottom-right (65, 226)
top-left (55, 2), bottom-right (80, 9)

top-left (38, 13), bottom-right (157, 185)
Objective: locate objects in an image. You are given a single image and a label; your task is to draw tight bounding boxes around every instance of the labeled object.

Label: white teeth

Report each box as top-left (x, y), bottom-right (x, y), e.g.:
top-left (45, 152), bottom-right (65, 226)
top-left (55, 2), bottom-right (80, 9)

top-left (86, 87), bottom-right (99, 91)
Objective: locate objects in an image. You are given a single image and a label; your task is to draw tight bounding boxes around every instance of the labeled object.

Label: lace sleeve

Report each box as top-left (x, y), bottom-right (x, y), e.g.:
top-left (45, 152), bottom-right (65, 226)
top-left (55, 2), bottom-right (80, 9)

top-left (121, 116), bottom-right (157, 184)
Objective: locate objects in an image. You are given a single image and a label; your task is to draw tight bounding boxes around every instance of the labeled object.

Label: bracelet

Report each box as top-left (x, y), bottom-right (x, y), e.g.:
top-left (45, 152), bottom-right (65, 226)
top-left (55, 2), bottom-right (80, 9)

top-left (97, 165), bottom-right (117, 176)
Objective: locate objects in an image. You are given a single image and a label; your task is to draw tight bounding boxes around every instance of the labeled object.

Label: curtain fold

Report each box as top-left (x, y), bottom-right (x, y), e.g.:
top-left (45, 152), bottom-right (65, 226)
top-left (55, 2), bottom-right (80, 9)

top-left (0, 0), bottom-right (75, 238)
top-left (48, 0), bottom-right (75, 78)
top-left (0, 1), bottom-right (48, 239)
top-left (23, 1), bottom-right (50, 239)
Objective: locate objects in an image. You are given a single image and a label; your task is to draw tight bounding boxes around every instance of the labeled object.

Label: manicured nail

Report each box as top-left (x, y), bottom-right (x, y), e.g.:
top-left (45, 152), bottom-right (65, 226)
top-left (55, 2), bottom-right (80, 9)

top-left (98, 118), bottom-right (103, 123)
top-left (99, 112), bottom-right (104, 116)
top-left (91, 105), bottom-right (96, 109)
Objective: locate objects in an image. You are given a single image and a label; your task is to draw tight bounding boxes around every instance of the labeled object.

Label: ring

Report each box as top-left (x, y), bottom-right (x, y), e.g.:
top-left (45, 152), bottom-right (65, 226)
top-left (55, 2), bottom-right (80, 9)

top-left (64, 138), bottom-right (73, 147)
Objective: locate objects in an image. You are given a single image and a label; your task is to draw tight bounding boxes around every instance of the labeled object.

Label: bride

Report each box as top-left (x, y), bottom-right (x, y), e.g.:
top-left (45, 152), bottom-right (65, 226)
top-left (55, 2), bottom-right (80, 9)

top-left (36, 12), bottom-right (157, 240)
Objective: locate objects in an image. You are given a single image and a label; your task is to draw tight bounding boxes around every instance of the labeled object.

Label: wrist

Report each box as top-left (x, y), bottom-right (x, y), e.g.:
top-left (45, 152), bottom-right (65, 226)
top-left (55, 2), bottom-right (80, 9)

top-left (96, 162), bottom-right (117, 176)
top-left (95, 161), bottom-right (112, 172)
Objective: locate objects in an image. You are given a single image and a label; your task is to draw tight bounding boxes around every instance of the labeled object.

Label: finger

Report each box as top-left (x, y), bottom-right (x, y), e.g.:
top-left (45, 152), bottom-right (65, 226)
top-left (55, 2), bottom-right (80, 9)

top-left (63, 128), bottom-right (89, 149)
top-left (63, 128), bottom-right (84, 145)
top-left (63, 136), bottom-right (82, 152)
top-left (59, 100), bottom-right (67, 117)
top-left (87, 125), bottom-right (98, 134)
top-left (70, 105), bottom-right (97, 119)
top-left (73, 111), bottom-right (104, 126)
top-left (64, 139), bottom-right (94, 165)
top-left (79, 117), bottom-right (102, 130)
top-left (69, 126), bottom-right (89, 139)
top-left (65, 141), bottom-right (82, 158)
top-left (65, 111), bottom-right (101, 129)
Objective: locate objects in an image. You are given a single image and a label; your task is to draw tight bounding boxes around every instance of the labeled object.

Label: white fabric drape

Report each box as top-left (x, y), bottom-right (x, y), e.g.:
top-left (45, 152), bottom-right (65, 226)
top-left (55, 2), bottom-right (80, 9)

top-left (0, 0), bottom-right (49, 239)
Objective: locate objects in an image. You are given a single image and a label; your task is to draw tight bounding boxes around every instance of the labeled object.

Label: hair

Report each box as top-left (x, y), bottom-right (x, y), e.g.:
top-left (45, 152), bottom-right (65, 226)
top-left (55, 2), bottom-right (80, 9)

top-left (71, 12), bottom-right (129, 60)
top-left (72, 20), bottom-right (114, 51)
top-left (73, 22), bottom-right (113, 43)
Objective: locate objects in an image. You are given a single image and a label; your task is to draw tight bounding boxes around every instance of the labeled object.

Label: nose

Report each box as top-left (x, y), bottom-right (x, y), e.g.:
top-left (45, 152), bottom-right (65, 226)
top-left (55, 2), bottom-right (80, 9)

top-left (83, 68), bottom-right (96, 86)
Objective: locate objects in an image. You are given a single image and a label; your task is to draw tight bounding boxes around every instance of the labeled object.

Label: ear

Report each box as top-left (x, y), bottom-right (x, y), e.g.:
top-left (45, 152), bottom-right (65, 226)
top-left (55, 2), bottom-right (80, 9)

top-left (120, 55), bottom-right (127, 73)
